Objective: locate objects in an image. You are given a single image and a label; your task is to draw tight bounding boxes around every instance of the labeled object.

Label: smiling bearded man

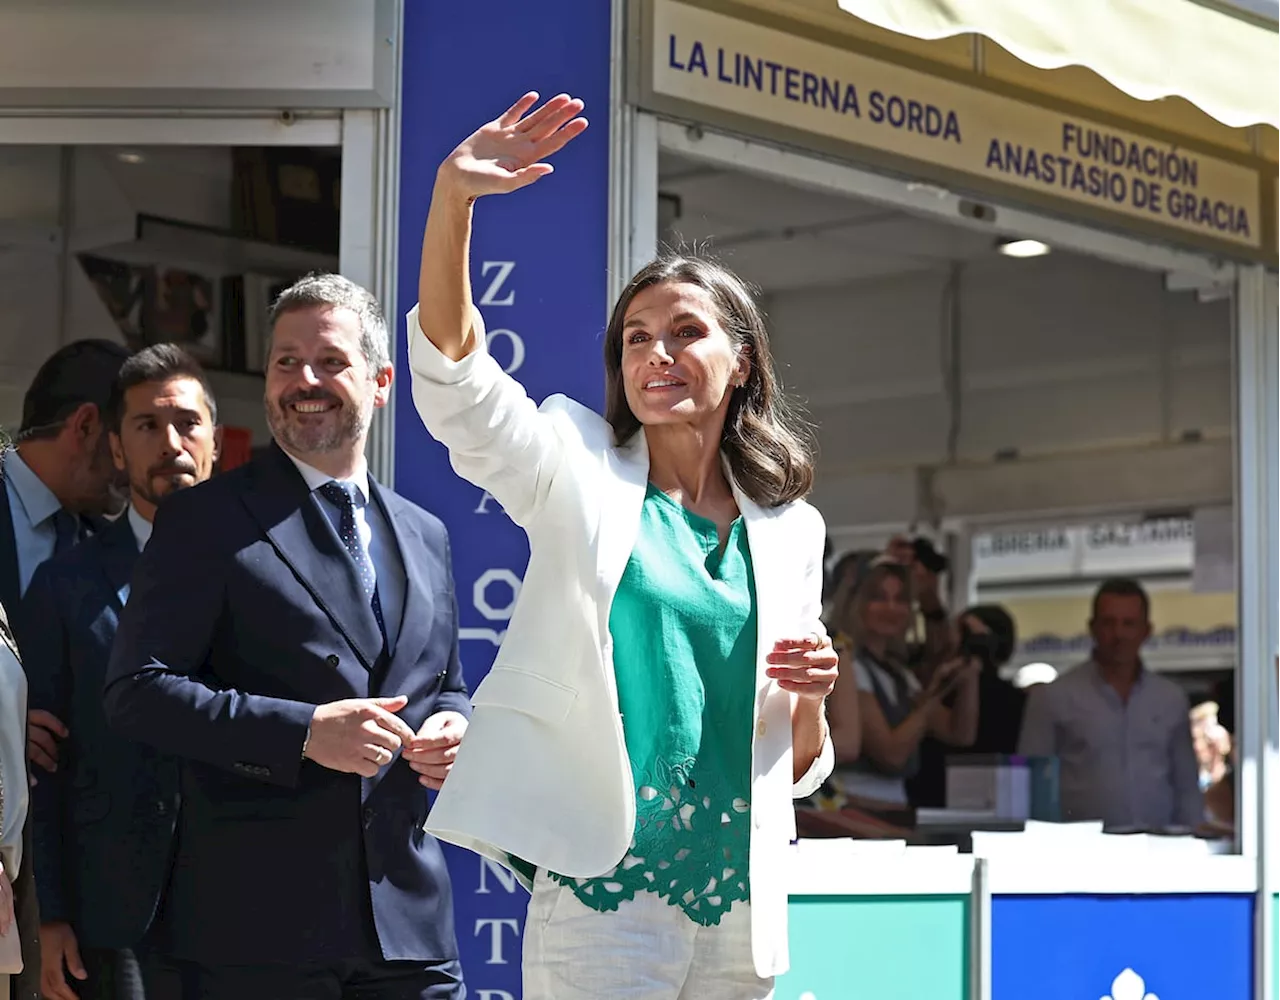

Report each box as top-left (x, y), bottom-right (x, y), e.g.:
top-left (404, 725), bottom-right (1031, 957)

top-left (103, 274), bottom-right (471, 1000)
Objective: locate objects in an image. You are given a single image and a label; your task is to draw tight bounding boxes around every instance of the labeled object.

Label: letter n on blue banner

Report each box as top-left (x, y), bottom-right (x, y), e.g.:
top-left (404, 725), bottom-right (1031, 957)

top-left (395, 2), bottom-right (612, 996)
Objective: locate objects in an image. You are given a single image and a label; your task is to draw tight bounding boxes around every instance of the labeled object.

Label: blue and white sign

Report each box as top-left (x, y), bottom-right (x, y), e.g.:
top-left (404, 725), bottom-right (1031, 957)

top-left (992, 895), bottom-right (1254, 1000)
top-left (394, 3), bottom-right (613, 997)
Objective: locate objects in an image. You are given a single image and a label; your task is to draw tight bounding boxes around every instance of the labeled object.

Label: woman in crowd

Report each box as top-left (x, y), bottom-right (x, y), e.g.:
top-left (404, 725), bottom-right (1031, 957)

top-left (827, 561), bottom-right (979, 808)
top-left (406, 92), bottom-right (838, 999)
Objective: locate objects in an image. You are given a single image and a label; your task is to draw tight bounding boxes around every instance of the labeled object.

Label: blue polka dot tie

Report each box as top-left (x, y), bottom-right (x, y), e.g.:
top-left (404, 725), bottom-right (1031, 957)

top-left (318, 480), bottom-right (386, 645)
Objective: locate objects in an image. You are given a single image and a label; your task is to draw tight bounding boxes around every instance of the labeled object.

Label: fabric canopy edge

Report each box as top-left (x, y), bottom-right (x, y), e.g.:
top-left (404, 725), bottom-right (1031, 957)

top-left (836, 0), bottom-right (1279, 131)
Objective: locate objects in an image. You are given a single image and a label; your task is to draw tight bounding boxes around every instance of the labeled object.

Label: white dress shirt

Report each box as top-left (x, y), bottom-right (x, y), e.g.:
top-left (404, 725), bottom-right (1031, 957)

top-left (127, 504), bottom-right (153, 552)
top-left (281, 450), bottom-right (405, 653)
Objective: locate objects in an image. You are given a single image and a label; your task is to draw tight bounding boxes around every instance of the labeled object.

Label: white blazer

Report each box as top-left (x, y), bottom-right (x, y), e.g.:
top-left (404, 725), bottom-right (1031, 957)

top-left (407, 305), bottom-right (834, 978)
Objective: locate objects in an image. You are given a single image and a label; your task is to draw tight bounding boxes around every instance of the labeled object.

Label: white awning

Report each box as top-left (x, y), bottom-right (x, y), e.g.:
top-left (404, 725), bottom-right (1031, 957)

top-left (836, 0), bottom-right (1279, 129)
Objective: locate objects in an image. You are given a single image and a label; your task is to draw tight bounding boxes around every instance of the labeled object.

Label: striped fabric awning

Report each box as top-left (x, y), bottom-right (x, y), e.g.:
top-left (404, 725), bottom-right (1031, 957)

top-left (836, 0), bottom-right (1279, 129)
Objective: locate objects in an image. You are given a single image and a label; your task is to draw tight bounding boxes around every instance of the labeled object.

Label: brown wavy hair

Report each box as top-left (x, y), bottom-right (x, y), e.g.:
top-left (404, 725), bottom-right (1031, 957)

top-left (603, 252), bottom-right (815, 507)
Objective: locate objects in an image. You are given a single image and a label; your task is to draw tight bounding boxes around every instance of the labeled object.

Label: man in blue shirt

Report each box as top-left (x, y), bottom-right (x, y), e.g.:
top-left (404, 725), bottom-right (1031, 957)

top-left (3, 338), bottom-right (130, 1000)
top-left (3, 340), bottom-right (132, 620)
top-left (1018, 578), bottom-right (1202, 829)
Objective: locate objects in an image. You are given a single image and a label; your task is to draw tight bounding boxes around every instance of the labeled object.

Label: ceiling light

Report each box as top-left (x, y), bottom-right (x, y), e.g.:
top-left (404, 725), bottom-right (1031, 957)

top-left (998, 238), bottom-right (1051, 258)
top-left (116, 151), bottom-right (145, 165)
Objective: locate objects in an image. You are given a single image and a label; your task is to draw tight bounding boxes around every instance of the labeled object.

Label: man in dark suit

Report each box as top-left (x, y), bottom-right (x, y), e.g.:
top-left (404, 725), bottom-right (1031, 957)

top-left (2, 340), bottom-right (132, 629)
top-left (5, 341), bottom-right (133, 774)
top-left (2, 339), bottom-right (131, 1000)
top-left (23, 344), bottom-right (222, 1000)
top-left (105, 274), bottom-right (470, 1000)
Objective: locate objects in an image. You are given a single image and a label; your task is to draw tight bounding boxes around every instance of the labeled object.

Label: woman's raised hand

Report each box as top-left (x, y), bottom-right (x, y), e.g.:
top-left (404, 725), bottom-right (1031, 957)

top-left (437, 92), bottom-right (588, 201)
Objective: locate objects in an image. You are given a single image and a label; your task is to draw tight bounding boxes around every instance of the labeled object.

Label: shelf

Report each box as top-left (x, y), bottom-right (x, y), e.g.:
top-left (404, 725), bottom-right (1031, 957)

top-left (74, 214), bottom-right (337, 279)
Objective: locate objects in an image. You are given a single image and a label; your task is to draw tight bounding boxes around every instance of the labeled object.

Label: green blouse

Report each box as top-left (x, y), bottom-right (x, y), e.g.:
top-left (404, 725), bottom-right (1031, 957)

top-left (551, 483), bottom-right (758, 926)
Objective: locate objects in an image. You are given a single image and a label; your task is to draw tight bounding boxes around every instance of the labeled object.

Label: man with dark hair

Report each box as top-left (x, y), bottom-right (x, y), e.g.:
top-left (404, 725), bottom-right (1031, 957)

top-left (1018, 577), bottom-right (1201, 828)
top-left (21, 344), bottom-right (220, 1000)
top-left (1090, 577), bottom-right (1151, 621)
top-left (105, 274), bottom-right (469, 999)
top-left (2, 339), bottom-right (132, 626)
top-left (2, 338), bottom-right (131, 1000)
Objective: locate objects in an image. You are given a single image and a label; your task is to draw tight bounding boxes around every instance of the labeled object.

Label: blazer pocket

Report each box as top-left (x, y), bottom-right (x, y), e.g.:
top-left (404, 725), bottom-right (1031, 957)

top-left (71, 791), bottom-right (111, 826)
top-left (470, 666), bottom-right (577, 724)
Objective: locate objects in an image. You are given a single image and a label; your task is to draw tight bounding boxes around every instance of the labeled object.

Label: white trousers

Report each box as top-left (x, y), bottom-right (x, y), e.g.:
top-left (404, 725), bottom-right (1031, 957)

top-left (522, 871), bottom-right (774, 1000)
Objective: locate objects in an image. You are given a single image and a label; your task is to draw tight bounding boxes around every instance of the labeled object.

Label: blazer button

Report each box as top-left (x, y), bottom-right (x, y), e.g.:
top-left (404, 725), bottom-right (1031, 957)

top-left (756, 719), bottom-right (767, 738)
top-left (363, 806), bottom-right (375, 828)
top-left (326, 654), bottom-right (340, 667)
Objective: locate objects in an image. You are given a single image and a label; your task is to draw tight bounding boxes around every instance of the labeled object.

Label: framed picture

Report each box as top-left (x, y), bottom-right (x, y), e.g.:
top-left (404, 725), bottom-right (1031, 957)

top-left (141, 266), bottom-right (222, 366)
top-left (79, 255), bottom-right (223, 365)
top-left (79, 254), bottom-right (148, 349)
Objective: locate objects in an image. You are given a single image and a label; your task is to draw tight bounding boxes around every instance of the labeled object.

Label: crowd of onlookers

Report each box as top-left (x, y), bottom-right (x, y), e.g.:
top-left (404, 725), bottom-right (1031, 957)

top-left (812, 534), bottom-right (1235, 835)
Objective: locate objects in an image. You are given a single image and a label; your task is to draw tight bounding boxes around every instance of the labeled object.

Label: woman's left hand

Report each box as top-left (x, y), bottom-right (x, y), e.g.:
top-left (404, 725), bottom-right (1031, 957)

top-left (766, 631), bottom-right (839, 701)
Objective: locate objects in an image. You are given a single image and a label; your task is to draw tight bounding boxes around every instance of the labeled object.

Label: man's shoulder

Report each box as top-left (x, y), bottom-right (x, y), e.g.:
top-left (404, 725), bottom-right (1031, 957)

top-left (1143, 667), bottom-right (1191, 705)
top-left (155, 461), bottom-right (257, 522)
top-left (1032, 662), bottom-right (1092, 703)
top-left (29, 522), bottom-right (124, 587)
top-left (375, 485), bottom-right (448, 541)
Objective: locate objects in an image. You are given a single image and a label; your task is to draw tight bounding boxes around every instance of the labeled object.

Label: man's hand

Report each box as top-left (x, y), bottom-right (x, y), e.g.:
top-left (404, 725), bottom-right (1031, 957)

top-left (404, 711), bottom-right (469, 790)
top-left (302, 696), bottom-right (416, 779)
top-left (39, 921), bottom-right (87, 1000)
top-left (27, 709), bottom-right (68, 775)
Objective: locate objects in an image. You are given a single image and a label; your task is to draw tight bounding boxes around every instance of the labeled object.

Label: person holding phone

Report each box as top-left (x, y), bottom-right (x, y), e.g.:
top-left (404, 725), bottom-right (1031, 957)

top-left (907, 605), bottom-right (1022, 807)
top-left (832, 561), bottom-right (979, 808)
top-left (407, 91), bottom-right (838, 999)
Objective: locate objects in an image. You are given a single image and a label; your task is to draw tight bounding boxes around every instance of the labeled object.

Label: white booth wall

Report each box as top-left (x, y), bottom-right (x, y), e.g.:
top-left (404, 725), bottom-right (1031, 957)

top-left (0, 0), bottom-right (396, 473)
top-left (0, 145), bottom-right (278, 441)
top-left (659, 161), bottom-right (1233, 534)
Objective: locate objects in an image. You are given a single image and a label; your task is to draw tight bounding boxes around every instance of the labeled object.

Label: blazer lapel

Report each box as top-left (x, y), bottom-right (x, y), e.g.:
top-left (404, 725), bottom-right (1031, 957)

top-left (369, 483), bottom-right (432, 681)
top-left (241, 447), bottom-right (383, 670)
top-left (596, 432), bottom-right (649, 631)
top-left (97, 516), bottom-right (140, 608)
top-left (730, 476), bottom-right (785, 701)
top-left (592, 432), bottom-right (650, 709)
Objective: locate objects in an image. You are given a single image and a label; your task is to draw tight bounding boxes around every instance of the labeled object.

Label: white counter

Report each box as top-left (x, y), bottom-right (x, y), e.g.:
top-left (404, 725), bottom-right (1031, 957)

top-left (787, 840), bottom-right (1258, 897)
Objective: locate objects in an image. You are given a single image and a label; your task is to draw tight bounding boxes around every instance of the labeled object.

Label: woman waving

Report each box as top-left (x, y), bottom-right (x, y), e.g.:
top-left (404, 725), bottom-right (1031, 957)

top-left (406, 92), bottom-right (838, 1000)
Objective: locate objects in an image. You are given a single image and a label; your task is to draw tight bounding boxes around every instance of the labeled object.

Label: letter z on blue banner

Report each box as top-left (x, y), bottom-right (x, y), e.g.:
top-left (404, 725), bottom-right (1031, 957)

top-left (395, 3), bottom-right (612, 997)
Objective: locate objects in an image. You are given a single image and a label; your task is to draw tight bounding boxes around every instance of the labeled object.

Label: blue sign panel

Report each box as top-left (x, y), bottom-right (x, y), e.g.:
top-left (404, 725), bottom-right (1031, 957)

top-left (993, 895), bottom-right (1254, 1000)
top-left (395, 2), bottom-right (613, 998)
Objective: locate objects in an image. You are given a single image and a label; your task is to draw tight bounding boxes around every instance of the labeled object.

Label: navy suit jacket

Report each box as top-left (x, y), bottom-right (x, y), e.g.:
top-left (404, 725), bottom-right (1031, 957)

top-left (21, 516), bottom-right (179, 950)
top-left (104, 445), bottom-right (471, 966)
